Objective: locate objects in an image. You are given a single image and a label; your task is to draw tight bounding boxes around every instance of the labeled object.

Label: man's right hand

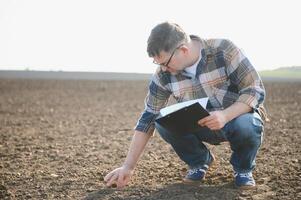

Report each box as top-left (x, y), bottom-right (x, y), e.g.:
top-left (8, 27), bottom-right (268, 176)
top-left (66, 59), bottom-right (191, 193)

top-left (104, 166), bottom-right (133, 189)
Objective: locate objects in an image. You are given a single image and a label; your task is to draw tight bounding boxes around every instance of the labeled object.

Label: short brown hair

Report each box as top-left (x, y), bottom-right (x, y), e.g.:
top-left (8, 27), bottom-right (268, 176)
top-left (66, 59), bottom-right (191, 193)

top-left (147, 22), bottom-right (188, 57)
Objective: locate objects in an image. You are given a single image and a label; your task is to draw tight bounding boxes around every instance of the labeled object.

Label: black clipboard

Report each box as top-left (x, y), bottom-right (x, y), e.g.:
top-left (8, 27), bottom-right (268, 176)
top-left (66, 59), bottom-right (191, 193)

top-left (155, 102), bottom-right (210, 134)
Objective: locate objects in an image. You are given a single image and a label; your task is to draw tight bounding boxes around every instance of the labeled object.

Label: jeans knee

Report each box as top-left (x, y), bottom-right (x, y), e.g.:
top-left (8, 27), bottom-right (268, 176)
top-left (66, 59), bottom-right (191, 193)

top-left (155, 122), bottom-right (172, 143)
top-left (230, 113), bottom-right (263, 144)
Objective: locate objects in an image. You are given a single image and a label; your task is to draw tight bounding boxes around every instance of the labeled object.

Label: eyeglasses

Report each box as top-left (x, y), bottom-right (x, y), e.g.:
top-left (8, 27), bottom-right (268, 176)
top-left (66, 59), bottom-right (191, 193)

top-left (153, 44), bottom-right (184, 68)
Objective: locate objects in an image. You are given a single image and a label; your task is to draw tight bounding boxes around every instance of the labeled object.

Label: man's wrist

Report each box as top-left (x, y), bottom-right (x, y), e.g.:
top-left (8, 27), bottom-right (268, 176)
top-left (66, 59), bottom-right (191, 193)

top-left (122, 163), bottom-right (135, 171)
top-left (221, 109), bottom-right (231, 124)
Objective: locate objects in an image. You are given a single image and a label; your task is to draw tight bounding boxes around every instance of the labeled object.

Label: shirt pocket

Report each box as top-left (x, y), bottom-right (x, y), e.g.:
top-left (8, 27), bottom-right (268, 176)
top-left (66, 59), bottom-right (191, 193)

top-left (199, 69), bottom-right (233, 109)
top-left (212, 81), bottom-right (239, 108)
top-left (172, 87), bottom-right (194, 102)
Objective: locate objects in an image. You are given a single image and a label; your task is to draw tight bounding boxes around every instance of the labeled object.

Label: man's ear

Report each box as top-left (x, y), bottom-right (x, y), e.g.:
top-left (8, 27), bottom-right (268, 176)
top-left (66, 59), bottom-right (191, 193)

top-left (180, 45), bottom-right (189, 54)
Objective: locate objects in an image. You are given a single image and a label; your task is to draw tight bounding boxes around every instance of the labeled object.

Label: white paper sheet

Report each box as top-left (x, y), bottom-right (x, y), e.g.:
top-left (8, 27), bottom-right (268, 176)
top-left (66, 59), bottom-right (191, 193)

top-left (160, 97), bottom-right (209, 117)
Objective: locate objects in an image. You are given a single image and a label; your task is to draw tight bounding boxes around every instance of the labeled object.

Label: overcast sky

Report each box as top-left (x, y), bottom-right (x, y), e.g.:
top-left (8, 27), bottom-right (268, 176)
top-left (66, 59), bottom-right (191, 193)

top-left (0, 0), bottom-right (300, 73)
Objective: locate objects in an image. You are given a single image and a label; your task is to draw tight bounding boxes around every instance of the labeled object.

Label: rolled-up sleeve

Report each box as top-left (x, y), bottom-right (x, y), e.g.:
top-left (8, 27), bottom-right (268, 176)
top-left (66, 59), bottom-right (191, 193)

top-left (225, 40), bottom-right (266, 110)
top-left (134, 73), bottom-right (171, 134)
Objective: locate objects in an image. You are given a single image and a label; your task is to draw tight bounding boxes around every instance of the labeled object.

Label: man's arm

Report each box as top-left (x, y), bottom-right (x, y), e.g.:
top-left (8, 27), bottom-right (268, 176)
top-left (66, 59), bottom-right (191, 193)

top-left (223, 102), bottom-right (252, 122)
top-left (199, 40), bottom-right (265, 130)
top-left (123, 130), bottom-right (152, 170)
top-left (104, 71), bottom-right (171, 189)
top-left (198, 102), bottom-right (251, 130)
top-left (104, 131), bottom-right (152, 188)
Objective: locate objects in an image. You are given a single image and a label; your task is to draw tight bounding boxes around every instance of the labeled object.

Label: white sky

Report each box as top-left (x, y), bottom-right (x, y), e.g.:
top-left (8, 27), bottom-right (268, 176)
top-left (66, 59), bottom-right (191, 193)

top-left (0, 0), bottom-right (300, 73)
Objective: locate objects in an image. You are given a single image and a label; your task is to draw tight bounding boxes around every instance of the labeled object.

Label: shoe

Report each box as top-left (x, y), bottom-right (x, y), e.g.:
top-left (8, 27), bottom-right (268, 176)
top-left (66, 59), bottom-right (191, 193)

top-left (183, 153), bottom-right (215, 184)
top-left (234, 172), bottom-right (256, 189)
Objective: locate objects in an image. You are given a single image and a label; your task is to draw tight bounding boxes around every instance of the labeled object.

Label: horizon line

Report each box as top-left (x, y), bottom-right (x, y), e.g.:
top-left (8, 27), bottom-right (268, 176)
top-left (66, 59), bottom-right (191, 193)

top-left (1, 66), bottom-right (300, 74)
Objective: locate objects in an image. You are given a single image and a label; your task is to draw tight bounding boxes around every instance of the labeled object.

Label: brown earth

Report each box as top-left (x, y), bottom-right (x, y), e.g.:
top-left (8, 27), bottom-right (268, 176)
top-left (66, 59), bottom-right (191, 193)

top-left (0, 79), bottom-right (300, 200)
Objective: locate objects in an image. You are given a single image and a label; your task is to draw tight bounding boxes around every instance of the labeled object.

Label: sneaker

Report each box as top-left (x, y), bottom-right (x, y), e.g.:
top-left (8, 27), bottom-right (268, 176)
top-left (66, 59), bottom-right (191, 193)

top-left (234, 172), bottom-right (256, 189)
top-left (183, 153), bottom-right (215, 184)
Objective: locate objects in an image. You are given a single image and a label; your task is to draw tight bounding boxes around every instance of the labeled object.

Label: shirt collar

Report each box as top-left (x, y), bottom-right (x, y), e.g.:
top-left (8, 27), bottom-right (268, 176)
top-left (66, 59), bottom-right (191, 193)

top-left (183, 36), bottom-right (214, 78)
top-left (196, 37), bottom-right (215, 77)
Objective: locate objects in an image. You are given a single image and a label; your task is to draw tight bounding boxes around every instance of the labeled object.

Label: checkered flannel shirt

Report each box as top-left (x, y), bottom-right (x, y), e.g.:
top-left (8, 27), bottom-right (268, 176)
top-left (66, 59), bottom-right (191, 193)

top-left (135, 35), bottom-right (266, 134)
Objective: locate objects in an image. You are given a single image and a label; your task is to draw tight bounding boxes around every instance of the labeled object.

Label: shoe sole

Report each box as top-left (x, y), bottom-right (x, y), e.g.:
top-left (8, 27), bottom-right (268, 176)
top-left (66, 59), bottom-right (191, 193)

top-left (235, 184), bottom-right (257, 190)
top-left (182, 178), bottom-right (204, 185)
top-left (182, 154), bottom-right (216, 185)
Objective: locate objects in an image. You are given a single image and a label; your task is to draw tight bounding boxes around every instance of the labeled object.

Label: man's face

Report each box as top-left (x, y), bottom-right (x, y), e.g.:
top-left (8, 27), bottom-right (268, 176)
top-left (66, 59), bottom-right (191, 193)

top-left (153, 44), bottom-right (186, 75)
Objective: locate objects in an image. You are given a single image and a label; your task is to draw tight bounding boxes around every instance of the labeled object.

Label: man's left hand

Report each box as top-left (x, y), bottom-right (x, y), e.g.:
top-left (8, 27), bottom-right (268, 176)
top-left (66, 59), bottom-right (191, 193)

top-left (198, 111), bottom-right (228, 130)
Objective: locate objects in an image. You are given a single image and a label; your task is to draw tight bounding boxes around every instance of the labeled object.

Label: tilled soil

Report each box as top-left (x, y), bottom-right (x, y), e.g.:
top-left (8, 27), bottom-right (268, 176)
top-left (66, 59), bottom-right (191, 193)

top-left (0, 79), bottom-right (300, 200)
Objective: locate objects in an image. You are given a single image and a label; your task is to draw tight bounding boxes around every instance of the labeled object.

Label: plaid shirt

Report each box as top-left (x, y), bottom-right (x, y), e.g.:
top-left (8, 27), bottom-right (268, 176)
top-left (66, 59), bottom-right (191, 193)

top-left (135, 35), bottom-right (266, 134)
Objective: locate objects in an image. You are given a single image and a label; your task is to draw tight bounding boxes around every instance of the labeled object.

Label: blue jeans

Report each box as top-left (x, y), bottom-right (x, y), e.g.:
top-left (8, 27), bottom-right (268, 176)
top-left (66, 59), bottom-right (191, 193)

top-left (155, 112), bottom-right (264, 173)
